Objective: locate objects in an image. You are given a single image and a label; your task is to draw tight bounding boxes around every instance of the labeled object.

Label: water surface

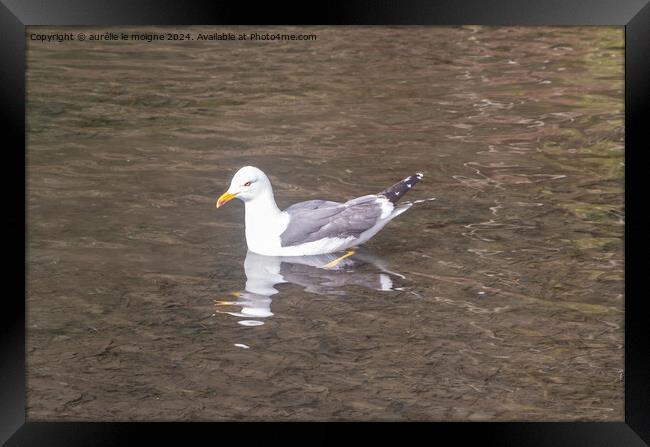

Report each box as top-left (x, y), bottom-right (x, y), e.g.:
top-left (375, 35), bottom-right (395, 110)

top-left (26, 26), bottom-right (624, 420)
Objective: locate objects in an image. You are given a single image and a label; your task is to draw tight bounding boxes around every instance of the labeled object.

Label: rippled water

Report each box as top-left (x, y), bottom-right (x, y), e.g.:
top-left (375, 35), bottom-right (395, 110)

top-left (26, 26), bottom-right (624, 420)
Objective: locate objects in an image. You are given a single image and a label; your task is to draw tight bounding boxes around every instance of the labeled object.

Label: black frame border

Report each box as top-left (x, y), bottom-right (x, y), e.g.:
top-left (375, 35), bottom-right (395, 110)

top-left (2, 1), bottom-right (648, 445)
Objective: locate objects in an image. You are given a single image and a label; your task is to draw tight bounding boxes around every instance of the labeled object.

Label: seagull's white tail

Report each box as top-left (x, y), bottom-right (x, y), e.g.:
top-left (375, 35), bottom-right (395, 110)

top-left (391, 202), bottom-right (413, 218)
top-left (390, 197), bottom-right (436, 218)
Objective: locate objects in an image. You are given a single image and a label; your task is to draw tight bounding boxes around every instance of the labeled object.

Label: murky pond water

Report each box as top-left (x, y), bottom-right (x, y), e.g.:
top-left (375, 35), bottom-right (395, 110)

top-left (26, 26), bottom-right (624, 420)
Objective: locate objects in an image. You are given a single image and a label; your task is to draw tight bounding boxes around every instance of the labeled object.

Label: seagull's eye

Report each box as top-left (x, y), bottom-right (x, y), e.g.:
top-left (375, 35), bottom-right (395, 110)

top-left (244, 181), bottom-right (252, 187)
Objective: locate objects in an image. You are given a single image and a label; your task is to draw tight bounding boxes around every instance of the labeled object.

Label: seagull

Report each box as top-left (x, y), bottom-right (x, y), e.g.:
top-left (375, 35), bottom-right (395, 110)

top-left (215, 166), bottom-right (425, 259)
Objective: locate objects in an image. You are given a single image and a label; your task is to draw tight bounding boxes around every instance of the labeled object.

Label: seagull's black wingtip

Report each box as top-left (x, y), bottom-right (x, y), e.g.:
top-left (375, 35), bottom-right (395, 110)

top-left (379, 172), bottom-right (424, 204)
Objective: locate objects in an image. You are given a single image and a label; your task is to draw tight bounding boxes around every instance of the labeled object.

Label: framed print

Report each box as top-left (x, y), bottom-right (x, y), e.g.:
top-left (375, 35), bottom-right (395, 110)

top-left (2, 0), bottom-right (649, 445)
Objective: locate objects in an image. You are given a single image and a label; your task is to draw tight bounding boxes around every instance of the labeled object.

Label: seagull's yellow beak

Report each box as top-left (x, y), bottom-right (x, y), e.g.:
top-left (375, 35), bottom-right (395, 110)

top-left (216, 191), bottom-right (238, 208)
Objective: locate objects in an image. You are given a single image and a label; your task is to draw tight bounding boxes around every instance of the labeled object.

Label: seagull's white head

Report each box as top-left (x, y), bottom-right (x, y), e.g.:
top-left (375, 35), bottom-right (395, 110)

top-left (216, 166), bottom-right (273, 208)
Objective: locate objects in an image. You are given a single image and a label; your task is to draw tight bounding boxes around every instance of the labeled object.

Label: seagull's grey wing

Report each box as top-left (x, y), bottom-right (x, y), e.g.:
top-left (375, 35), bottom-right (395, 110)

top-left (280, 195), bottom-right (384, 247)
top-left (284, 199), bottom-right (341, 214)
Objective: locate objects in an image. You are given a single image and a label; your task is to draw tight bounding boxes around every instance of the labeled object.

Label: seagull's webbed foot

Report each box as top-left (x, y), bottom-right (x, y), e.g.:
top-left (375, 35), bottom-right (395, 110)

top-left (322, 250), bottom-right (356, 269)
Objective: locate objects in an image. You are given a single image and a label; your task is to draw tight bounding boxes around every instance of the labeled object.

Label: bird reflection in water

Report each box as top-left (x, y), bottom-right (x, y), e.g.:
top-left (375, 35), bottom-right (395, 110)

top-left (214, 249), bottom-right (405, 327)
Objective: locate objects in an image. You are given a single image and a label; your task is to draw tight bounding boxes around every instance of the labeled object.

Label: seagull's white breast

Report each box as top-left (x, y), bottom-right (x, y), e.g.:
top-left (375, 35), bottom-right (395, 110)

top-left (244, 206), bottom-right (289, 256)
